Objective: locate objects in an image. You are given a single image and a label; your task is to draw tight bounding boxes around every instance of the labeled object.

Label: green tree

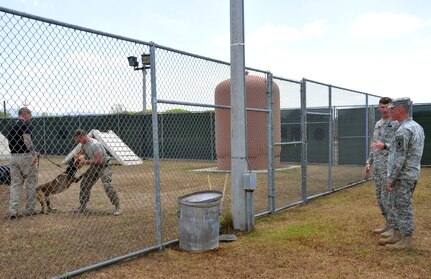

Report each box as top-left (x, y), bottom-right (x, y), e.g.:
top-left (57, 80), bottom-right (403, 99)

top-left (165, 108), bottom-right (189, 113)
top-left (0, 111), bottom-right (10, 118)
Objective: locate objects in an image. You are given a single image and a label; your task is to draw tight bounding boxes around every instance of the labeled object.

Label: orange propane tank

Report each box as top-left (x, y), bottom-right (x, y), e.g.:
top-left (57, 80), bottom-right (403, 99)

top-left (214, 75), bottom-right (281, 170)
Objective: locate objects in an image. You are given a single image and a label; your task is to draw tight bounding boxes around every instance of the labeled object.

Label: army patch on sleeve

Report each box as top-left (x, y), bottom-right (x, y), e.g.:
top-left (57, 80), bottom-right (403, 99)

top-left (395, 135), bottom-right (404, 152)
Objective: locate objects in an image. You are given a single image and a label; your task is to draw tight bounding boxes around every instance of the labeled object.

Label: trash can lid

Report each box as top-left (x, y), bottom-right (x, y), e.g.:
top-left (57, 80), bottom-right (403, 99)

top-left (180, 191), bottom-right (222, 203)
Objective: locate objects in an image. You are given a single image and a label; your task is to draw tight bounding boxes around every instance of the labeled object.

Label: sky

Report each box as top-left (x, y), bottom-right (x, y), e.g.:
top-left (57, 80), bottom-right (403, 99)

top-left (1, 0), bottom-right (431, 104)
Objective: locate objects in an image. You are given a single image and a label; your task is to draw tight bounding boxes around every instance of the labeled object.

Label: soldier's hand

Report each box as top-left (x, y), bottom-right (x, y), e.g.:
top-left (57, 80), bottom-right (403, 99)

top-left (371, 141), bottom-right (385, 150)
top-left (364, 163), bottom-right (370, 175)
top-left (364, 163), bottom-right (370, 179)
top-left (385, 183), bottom-right (393, 192)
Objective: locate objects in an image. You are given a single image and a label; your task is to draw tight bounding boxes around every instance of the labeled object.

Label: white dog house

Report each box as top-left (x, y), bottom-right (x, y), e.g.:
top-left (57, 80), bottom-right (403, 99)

top-left (0, 133), bottom-right (11, 161)
top-left (62, 129), bottom-right (143, 166)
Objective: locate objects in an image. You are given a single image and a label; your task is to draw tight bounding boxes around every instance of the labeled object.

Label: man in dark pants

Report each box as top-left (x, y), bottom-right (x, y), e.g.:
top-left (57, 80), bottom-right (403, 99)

top-left (73, 128), bottom-right (123, 216)
top-left (8, 107), bottom-right (38, 219)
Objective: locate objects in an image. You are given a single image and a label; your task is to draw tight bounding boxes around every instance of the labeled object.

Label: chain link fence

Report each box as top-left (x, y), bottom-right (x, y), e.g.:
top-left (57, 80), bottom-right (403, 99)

top-left (1, 7), bottom-right (430, 279)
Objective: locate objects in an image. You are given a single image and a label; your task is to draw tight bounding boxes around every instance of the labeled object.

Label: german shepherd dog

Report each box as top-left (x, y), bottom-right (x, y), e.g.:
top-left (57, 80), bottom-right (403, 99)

top-left (36, 154), bottom-right (85, 214)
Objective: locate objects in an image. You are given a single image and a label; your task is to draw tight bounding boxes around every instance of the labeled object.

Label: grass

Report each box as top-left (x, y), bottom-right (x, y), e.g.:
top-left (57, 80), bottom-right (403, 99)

top-left (0, 158), bottom-right (427, 278)
top-left (78, 168), bottom-right (431, 279)
top-left (219, 211), bottom-right (234, 234)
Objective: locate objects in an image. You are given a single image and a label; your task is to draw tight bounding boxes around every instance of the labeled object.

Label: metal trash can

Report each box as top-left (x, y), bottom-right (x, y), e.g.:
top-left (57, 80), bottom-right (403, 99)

top-left (178, 190), bottom-right (222, 252)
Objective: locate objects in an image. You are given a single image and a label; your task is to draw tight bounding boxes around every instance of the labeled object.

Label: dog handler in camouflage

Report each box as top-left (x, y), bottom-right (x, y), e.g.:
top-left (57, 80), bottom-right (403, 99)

top-left (73, 128), bottom-right (123, 216)
top-left (365, 97), bottom-right (398, 236)
top-left (379, 98), bottom-right (424, 249)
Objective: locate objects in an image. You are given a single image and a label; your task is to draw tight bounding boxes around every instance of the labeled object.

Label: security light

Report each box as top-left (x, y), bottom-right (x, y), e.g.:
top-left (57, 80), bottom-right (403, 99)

top-left (127, 53), bottom-right (151, 113)
top-left (127, 56), bottom-right (138, 68)
top-left (141, 54), bottom-right (150, 66)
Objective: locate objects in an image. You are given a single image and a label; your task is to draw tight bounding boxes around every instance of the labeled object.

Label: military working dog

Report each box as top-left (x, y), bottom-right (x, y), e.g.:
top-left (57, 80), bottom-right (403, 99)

top-left (36, 154), bottom-right (85, 214)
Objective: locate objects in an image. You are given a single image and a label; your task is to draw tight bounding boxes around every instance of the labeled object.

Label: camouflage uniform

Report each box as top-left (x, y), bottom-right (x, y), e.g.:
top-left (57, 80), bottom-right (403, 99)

top-left (387, 118), bottom-right (424, 236)
top-left (78, 138), bottom-right (121, 209)
top-left (366, 118), bottom-right (398, 222)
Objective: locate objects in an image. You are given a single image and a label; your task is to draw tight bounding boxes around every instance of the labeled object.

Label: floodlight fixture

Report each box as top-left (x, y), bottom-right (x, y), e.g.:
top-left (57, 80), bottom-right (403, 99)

top-left (127, 56), bottom-right (139, 68)
top-left (141, 54), bottom-right (151, 66)
top-left (127, 53), bottom-right (151, 113)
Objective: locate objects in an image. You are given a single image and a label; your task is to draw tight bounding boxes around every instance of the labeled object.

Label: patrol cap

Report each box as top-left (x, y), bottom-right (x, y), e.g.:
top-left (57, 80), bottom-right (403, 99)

top-left (388, 97), bottom-right (412, 109)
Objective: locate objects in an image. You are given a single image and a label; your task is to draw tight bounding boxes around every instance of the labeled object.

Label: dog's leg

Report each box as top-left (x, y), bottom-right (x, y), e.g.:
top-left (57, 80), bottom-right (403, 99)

top-left (46, 193), bottom-right (57, 212)
top-left (36, 189), bottom-right (47, 214)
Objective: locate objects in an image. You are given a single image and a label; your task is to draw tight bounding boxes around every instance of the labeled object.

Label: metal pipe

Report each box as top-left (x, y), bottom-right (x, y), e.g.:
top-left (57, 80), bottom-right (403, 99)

top-left (302, 78), bottom-right (381, 98)
top-left (365, 95), bottom-right (370, 164)
top-left (230, 0), bottom-right (248, 231)
top-left (300, 79), bottom-right (308, 202)
top-left (246, 190), bottom-right (254, 232)
top-left (142, 68), bottom-right (147, 113)
top-left (328, 85), bottom-right (333, 192)
top-left (266, 72), bottom-right (275, 213)
top-left (149, 43), bottom-right (163, 247)
top-left (51, 240), bottom-right (178, 279)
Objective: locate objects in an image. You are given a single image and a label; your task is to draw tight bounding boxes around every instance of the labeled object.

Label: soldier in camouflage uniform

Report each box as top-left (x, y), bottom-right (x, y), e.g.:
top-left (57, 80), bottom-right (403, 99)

top-left (379, 98), bottom-right (424, 249)
top-left (365, 97), bottom-right (398, 236)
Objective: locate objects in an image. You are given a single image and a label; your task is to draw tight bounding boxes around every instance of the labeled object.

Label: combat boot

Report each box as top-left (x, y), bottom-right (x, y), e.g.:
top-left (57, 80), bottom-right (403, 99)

top-left (380, 228), bottom-right (394, 238)
top-left (387, 235), bottom-right (413, 250)
top-left (113, 204), bottom-right (123, 216)
top-left (378, 229), bottom-right (401, 246)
